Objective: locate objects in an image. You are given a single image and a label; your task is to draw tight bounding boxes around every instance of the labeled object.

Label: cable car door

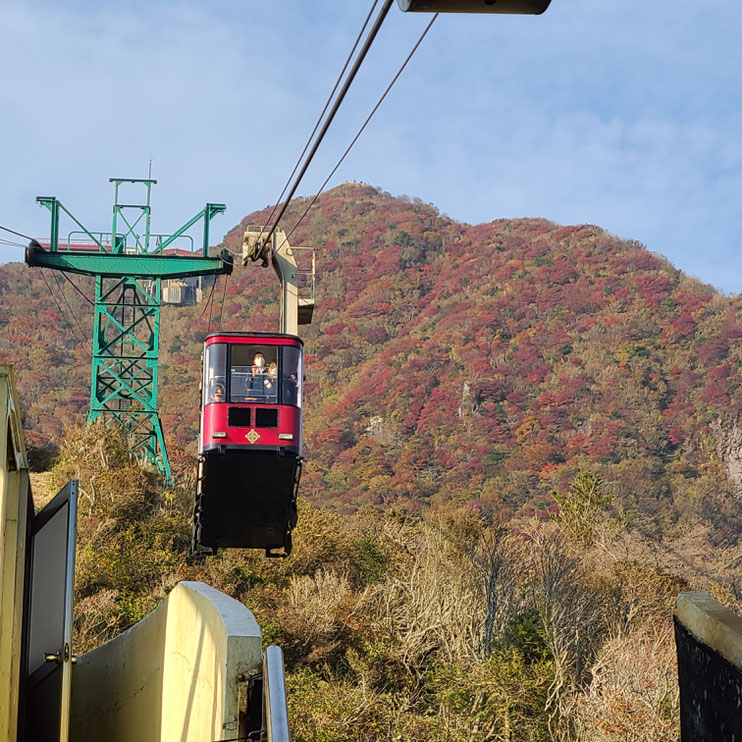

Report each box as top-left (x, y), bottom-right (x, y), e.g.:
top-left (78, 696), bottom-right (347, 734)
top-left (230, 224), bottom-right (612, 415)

top-left (20, 480), bottom-right (78, 742)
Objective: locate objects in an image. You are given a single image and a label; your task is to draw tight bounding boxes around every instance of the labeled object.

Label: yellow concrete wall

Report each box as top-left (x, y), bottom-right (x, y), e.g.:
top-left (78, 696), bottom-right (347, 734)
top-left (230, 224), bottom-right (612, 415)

top-left (0, 366), bottom-right (31, 742)
top-left (70, 581), bottom-right (263, 742)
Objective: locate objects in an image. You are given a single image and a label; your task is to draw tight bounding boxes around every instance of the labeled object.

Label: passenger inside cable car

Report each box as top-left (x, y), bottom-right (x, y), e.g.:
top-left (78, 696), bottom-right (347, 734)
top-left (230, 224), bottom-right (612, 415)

top-left (202, 342), bottom-right (301, 414)
top-left (194, 332), bottom-right (303, 556)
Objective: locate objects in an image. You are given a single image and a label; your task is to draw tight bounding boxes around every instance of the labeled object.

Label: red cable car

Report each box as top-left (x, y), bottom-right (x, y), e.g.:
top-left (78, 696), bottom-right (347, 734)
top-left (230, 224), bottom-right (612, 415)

top-left (193, 332), bottom-right (304, 556)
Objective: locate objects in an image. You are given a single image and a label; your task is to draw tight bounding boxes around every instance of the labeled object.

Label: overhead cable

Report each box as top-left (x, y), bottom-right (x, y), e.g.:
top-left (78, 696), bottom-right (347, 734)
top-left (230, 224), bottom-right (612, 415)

top-left (0, 238), bottom-right (27, 248)
top-left (260, 0), bottom-right (395, 247)
top-left (0, 224), bottom-right (34, 242)
top-left (217, 273), bottom-right (229, 331)
top-left (61, 272), bottom-right (95, 305)
top-left (50, 270), bottom-right (92, 352)
top-left (260, 0), bottom-right (381, 237)
top-left (284, 14), bottom-right (439, 245)
top-left (40, 270), bottom-right (91, 353)
top-left (199, 276), bottom-right (218, 319)
top-left (207, 277), bottom-right (219, 335)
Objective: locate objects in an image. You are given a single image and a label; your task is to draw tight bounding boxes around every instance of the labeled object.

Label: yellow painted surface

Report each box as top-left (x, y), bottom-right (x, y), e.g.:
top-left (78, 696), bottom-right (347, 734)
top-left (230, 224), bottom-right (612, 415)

top-left (70, 581), bottom-right (262, 742)
top-left (0, 366), bottom-right (31, 742)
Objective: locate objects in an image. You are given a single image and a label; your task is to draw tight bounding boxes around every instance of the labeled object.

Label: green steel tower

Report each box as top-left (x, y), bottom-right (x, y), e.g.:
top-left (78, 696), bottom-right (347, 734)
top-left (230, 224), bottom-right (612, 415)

top-left (27, 178), bottom-right (232, 482)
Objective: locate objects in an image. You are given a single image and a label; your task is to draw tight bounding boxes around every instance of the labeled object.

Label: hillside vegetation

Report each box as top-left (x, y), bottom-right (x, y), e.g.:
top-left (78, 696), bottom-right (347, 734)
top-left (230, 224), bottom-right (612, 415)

top-left (50, 423), bottom-right (697, 741)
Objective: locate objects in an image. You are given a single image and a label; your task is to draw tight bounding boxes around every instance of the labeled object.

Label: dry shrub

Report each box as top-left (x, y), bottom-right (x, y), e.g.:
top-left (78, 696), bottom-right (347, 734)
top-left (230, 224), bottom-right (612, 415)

top-left (284, 500), bottom-right (357, 576)
top-left (29, 470), bottom-right (58, 509)
top-left (472, 528), bottom-right (525, 658)
top-left (523, 524), bottom-right (606, 740)
top-left (571, 627), bottom-right (679, 742)
top-left (607, 561), bottom-right (688, 638)
top-left (278, 569), bottom-right (354, 650)
top-left (708, 581), bottom-right (742, 617)
top-left (51, 421), bottom-right (130, 490)
top-left (287, 673), bottom-right (397, 742)
top-left (86, 465), bottom-right (160, 520)
top-left (364, 513), bottom-right (485, 673)
top-left (74, 588), bottom-right (120, 653)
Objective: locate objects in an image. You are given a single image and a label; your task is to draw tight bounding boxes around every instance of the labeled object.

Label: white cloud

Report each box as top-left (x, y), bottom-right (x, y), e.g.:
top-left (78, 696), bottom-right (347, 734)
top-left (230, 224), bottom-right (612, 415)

top-left (2, 0), bottom-right (742, 291)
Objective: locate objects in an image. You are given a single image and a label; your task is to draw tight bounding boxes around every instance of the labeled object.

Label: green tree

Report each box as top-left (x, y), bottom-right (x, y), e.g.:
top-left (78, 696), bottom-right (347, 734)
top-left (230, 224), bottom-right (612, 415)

top-left (551, 471), bottom-right (612, 546)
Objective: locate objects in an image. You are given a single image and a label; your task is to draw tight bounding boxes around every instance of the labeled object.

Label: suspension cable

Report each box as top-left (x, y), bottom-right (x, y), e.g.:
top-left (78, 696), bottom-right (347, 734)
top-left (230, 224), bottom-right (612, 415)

top-left (260, 0), bottom-right (395, 248)
top-left (217, 273), bottom-right (229, 331)
top-left (61, 271), bottom-right (95, 305)
top-left (0, 238), bottom-right (27, 248)
top-left (284, 14), bottom-right (439, 246)
top-left (50, 270), bottom-right (92, 352)
top-left (198, 276), bottom-right (218, 319)
top-left (259, 0), bottom-right (381, 238)
top-left (0, 224), bottom-right (34, 242)
top-left (207, 277), bottom-right (219, 335)
top-left (40, 270), bottom-right (91, 353)
top-left (2, 221), bottom-right (94, 344)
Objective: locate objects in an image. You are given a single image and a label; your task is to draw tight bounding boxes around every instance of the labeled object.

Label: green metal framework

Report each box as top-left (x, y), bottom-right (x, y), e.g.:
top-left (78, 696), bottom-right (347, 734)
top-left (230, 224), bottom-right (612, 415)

top-left (28, 179), bottom-right (231, 482)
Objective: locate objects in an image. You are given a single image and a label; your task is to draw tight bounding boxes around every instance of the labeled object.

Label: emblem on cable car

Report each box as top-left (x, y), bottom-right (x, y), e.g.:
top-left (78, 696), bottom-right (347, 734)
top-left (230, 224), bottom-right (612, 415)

top-left (246, 429), bottom-right (261, 444)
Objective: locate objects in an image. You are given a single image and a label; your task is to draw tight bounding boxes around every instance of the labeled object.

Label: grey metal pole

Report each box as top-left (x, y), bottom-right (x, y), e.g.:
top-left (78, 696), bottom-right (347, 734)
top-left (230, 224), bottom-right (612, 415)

top-left (263, 645), bottom-right (290, 742)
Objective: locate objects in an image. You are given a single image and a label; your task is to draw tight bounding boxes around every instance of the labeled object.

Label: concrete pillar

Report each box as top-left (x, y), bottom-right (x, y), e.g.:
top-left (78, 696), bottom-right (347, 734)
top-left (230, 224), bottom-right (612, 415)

top-left (675, 591), bottom-right (742, 741)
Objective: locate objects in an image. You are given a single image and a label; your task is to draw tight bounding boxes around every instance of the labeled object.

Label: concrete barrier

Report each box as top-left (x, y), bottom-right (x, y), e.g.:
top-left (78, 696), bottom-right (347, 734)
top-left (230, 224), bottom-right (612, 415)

top-left (70, 581), bottom-right (262, 742)
top-left (675, 591), bottom-right (742, 741)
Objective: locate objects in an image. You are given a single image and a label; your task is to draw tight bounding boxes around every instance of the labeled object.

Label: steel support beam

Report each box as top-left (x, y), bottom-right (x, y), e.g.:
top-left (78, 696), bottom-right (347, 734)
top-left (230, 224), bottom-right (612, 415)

top-left (25, 245), bottom-right (231, 279)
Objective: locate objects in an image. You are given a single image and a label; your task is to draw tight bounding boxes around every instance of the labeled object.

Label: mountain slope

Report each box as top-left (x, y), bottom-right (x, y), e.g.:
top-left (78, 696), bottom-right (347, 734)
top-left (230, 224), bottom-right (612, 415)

top-left (3, 182), bottom-right (742, 539)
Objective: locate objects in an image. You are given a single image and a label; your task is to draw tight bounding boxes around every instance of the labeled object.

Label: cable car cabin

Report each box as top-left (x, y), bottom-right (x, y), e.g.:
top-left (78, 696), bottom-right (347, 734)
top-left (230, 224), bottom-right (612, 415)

top-left (193, 332), bottom-right (304, 556)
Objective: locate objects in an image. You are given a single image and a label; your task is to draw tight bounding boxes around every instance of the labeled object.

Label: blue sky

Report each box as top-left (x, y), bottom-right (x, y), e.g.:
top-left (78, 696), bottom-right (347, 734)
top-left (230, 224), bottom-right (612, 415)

top-left (2, 0), bottom-right (741, 291)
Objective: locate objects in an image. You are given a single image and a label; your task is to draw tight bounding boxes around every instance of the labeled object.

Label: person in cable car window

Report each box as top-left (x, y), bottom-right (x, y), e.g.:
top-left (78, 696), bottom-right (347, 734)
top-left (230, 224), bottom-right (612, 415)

top-left (265, 361), bottom-right (278, 396)
top-left (250, 353), bottom-right (266, 396)
top-left (210, 380), bottom-right (225, 403)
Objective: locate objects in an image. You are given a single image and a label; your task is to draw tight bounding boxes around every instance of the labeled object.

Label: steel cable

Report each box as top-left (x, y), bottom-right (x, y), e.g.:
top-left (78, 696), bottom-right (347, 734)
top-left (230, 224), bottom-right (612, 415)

top-left (0, 238), bottom-right (27, 248)
top-left (207, 277), bottom-right (219, 335)
top-left (61, 271), bottom-right (95, 305)
top-left (40, 270), bottom-right (92, 353)
top-left (49, 270), bottom-right (92, 352)
top-left (217, 273), bottom-right (229, 331)
top-left (198, 276), bottom-right (218, 319)
top-left (284, 14), bottom-right (439, 246)
top-left (0, 224), bottom-right (34, 242)
top-left (259, 0), bottom-right (381, 238)
top-left (260, 0), bottom-right (395, 247)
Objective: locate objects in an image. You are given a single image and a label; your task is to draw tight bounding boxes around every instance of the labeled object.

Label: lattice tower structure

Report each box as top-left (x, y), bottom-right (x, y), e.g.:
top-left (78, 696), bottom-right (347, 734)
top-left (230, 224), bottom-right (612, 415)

top-left (28, 179), bottom-right (231, 482)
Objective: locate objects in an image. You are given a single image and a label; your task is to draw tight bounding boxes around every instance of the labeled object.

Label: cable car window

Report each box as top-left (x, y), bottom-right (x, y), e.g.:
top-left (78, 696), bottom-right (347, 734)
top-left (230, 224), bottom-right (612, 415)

top-left (281, 346), bottom-right (302, 408)
top-left (229, 344), bottom-right (279, 403)
top-left (204, 343), bottom-right (227, 405)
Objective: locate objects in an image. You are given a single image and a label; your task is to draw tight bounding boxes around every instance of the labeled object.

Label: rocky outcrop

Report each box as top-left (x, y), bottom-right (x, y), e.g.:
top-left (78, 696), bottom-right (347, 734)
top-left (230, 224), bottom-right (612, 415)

top-left (714, 419), bottom-right (742, 497)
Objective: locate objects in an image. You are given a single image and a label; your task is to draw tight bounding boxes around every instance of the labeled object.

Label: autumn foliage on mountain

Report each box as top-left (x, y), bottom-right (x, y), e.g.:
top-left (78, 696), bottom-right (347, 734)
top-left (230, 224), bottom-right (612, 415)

top-left (8, 182), bottom-right (742, 739)
top-left (3, 181), bottom-right (742, 542)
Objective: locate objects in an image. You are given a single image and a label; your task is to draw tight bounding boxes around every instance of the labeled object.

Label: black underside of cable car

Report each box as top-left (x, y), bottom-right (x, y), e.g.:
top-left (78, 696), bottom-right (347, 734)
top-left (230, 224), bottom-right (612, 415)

top-left (193, 447), bottom-right (301, 557)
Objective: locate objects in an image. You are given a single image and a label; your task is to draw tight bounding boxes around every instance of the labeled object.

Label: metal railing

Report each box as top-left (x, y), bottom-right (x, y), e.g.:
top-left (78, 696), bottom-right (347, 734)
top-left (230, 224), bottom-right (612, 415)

top-left (66, 230), bottom-right (196, 254)
top-left (263, 645), bottom-right (290, 742)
